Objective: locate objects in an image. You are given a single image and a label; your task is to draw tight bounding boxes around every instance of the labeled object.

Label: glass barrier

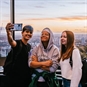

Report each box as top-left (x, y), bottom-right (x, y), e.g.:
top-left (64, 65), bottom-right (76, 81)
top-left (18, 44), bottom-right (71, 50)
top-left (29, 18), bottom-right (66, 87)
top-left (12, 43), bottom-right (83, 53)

top-left (0, 0), bottom-right (87, 58)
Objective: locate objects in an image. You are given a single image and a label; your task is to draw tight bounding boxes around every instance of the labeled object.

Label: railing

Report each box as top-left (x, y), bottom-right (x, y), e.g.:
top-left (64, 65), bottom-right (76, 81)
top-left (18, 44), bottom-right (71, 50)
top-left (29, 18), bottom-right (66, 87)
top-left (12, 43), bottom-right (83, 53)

top-left (0, 66), bottom-right (64, 87)
top-left (0, 66), bottom-right (3, 75)
top-left (55, 68), bottom-right (63, 87)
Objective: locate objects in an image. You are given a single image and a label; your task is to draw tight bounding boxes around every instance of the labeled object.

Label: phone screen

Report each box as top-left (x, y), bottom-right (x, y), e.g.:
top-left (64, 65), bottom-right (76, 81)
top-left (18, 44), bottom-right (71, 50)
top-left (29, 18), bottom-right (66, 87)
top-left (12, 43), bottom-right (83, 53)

top-left (13, 23), bottom-right (22, 31)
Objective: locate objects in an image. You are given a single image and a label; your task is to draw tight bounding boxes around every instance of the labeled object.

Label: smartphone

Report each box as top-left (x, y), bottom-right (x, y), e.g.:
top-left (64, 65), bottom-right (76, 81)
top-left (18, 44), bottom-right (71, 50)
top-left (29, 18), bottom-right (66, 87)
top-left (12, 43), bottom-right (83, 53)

top-left (12, 23), bottom-right (23, 31)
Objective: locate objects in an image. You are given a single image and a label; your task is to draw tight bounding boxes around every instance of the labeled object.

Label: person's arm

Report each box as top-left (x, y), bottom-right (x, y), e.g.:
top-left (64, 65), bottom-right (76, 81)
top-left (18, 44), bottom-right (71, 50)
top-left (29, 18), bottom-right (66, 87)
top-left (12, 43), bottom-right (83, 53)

top-left (41, 66), bottom-right (50, 71)
top-left (47, 47), bottom-right (60, 72)
top-left (6, 23), bottom-right (16, 47)
top-left (30, 55), bottom-right (52, 68)
top-left (70, 48), bottom-right (82, 87)
top-left (32, 55), bottom-right (38, 61)
top-left (41, 47), bottom-right (60, 72)
top-left (28, 46), bottom-right (53, 69)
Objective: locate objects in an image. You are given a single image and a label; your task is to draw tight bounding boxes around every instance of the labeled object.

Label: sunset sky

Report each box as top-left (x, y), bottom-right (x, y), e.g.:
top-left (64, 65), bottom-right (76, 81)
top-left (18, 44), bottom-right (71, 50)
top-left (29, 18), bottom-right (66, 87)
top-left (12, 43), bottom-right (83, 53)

top-left (0, 0), bottom-right (87, 33)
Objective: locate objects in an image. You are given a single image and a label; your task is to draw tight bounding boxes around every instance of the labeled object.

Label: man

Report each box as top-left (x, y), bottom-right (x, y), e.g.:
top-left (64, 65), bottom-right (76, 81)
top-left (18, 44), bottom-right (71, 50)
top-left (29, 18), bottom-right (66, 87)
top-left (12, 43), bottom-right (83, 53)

top-left (3, 23), bottom-right (34, 87)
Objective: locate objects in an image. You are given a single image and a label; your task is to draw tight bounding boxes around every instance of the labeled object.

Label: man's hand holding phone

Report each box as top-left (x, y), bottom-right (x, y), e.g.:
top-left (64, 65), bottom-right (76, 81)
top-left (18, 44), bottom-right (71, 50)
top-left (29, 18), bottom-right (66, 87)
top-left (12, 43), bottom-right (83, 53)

top-left (6, 23), bottom-right (14, 35)
top-left (6, 23), bottom-right (22, 31)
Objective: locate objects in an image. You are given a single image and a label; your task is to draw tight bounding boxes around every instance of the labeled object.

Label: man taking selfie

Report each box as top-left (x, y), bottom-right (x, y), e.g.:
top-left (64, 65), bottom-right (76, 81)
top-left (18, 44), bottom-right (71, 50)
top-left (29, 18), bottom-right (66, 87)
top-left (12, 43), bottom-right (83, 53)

top-left (2, 23), bottom-right (34, 87)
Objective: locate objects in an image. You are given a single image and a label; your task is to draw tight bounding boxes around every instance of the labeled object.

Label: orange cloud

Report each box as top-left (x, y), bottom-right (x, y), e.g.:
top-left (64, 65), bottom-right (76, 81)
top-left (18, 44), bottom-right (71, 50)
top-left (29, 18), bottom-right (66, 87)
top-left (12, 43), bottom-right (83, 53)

top-left (21, 16), bottom-right (87, 22)
top-left (59, 16), bottom-right (87, 21)
top-left (1, 16), bottom-right (86, 33)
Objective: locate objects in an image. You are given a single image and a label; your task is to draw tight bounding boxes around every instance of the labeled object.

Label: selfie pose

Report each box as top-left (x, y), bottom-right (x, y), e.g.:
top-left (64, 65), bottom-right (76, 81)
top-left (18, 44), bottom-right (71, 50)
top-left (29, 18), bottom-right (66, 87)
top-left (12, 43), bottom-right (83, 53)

top-left (2, 23), bottom-right (34, 87)
top-left (59, 30), bottom-right (82, 87)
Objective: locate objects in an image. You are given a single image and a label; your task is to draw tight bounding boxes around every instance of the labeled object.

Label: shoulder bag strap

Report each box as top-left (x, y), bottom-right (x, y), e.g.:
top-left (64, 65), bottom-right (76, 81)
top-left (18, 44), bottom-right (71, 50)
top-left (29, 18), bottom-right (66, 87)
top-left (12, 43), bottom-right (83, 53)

top-left (69, 53), bottom-right (73, 67)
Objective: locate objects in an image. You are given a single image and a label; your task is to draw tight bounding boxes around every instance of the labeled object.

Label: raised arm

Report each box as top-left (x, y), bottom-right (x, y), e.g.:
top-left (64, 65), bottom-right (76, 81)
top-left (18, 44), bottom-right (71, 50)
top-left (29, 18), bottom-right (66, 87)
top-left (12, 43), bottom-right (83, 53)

top-left (6, 23), bottom-right (16, 47)
top-left (70, 48), bottom-right (82, 87)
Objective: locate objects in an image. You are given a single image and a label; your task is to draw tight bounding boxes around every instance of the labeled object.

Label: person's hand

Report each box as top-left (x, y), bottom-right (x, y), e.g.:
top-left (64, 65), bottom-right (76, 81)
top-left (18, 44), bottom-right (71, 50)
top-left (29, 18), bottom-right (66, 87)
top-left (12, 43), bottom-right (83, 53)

top-left (42, 60), bottom-right (53, 67)
top-left (6, 23), bottom-right (14, 34)
top-left (41, 66), bottom-right (49, 71)
top-left (32, 55), bottom-right (38, 61)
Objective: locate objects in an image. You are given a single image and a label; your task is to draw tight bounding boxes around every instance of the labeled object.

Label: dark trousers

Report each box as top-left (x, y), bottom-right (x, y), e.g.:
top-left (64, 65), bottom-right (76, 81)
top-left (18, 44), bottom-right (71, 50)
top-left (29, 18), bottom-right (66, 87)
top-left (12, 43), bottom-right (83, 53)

top-left (0, 75), bottom-right (10, 87)
top-left (37, 82), bottom-right (49, 87)
top-left (81, 83), bottom-right (87, 87)
top-left (0, 75), bottom-right (31, 87)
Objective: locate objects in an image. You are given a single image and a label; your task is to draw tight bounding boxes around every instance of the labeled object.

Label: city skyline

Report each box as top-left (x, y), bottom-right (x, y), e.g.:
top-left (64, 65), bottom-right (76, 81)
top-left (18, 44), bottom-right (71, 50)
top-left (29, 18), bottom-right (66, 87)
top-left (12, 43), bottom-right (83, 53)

top-left (0, 0), bottom-right (87, 33)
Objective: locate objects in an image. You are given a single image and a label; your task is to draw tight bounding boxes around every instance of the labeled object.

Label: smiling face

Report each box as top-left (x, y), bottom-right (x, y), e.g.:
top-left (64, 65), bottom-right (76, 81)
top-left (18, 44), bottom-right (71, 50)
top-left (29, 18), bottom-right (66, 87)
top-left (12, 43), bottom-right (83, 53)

top-left (41, 30), bottom-right (50, 42)
top-left (22, 30), bottom-right (33, 41)
top-left (61, 31), bottom-right (67, 46)
top-left (60, 31), bottom-right (75, 60)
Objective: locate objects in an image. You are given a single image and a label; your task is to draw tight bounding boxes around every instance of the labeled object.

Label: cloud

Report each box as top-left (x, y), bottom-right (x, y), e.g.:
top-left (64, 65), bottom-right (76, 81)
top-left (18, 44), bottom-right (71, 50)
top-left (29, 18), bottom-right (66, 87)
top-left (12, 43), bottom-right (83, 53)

top-left (59, 16), bottom-right (87, 21)
top-left (35, 5), bottom-right (45, 8)
top-left (63, 0), bottom-right (87, 5)
top-left (22, 18), bottom-right (56, 21)
top-left (21, 16), bottom-right (87, 21)
top-left (3, 1), bottom-right (9, 5)
top-left (69, 1), bottom-right (87, 5)
top-left (18, 13), bottom-right (44, 16)
top-left (2, 14), bottom-right (9, 17)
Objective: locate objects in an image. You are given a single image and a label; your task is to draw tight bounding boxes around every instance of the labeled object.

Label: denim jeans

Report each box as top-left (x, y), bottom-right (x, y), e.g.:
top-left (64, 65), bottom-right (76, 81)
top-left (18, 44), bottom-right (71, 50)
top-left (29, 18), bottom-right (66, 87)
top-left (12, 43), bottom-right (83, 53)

top-left (62, 78), bottom-right (82, 87)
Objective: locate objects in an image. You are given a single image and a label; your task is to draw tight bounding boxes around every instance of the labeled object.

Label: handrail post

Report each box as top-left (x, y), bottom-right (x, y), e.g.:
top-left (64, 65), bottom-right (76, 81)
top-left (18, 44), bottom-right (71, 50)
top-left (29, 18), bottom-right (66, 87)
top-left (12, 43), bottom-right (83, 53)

top-left (10, 0), bottom-right (15, 40)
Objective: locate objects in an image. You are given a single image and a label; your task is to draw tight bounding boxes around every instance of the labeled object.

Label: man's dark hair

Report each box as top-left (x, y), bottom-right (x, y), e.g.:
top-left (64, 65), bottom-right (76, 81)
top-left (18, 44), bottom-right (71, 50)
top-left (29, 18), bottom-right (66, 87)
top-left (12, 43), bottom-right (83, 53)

top-left (22, 25), bottom-right (33, 33)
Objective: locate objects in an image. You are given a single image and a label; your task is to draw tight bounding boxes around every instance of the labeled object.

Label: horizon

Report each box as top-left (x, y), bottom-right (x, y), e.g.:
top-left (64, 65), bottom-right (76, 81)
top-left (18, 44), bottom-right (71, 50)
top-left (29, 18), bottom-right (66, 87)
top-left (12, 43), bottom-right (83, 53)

top-left (0, 0), bottom-right (87, 33)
